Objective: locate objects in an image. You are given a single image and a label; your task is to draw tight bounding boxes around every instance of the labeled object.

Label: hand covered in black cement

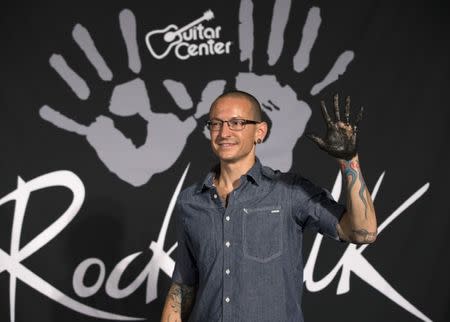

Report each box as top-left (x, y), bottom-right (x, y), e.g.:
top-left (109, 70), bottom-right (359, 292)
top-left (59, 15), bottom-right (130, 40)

top-left (307, 94), bottom-right (363, 160)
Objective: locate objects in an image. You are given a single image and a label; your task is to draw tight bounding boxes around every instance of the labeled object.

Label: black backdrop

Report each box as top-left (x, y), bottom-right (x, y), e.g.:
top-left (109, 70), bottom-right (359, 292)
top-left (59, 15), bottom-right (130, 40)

top-left (1, 1), bottom-right (449, 321)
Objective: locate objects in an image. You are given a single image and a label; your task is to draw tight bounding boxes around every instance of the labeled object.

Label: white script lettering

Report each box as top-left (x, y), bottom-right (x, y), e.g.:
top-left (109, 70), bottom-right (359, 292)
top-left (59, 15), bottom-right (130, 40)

top-left (0, 171), bottom-right (143, 321)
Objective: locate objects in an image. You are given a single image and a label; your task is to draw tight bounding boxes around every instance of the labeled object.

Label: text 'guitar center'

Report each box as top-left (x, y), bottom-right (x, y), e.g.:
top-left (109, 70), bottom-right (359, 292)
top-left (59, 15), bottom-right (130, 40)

top-left (145, 10), bottom-right (233, 60)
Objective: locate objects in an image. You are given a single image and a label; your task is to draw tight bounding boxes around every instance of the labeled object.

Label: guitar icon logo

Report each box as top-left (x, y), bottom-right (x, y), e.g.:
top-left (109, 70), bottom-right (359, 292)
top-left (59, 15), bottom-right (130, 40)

top-left (145, 10), bottom-right (215, 59)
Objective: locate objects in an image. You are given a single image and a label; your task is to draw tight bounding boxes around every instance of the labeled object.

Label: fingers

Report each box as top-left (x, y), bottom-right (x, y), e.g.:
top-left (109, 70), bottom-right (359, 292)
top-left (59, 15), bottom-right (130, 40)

top-left (320, 100), bottom-right (333, 127)
top-left (333, 93), bottom-right (341, 121)
top-left (267, 0), bottom-right (291, 66)
top-left (354, 106), bottom-right (364, 133)
top-left (238, 0), bottom-right (254, 70)
top-left (119, 9), bottom-right (141, 74)
top-left (345, 96), bottom-right (351, 124)
top-left (351, 132), bottom-right (357, 146)
top-left (193, 80), bottom-right (226, 119)
top-left (163, 80), bottom-right (193, 110)
top-left (293, 7), bottom-right (321, 73)
top-left (39, 105), bottom-right (88, 136)
top-left (306, 133), bottom-right (326, 149)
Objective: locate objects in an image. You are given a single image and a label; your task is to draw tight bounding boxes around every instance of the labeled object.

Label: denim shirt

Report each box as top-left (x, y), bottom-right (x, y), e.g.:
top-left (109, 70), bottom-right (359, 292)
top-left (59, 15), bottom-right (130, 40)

top-left (172, 158), bottom-right (345, 322)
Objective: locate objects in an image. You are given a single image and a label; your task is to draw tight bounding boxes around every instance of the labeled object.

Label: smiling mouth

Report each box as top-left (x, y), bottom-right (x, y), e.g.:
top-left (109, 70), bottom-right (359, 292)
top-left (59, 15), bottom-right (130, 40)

top-left (218, 142), bottom-right (237, 148)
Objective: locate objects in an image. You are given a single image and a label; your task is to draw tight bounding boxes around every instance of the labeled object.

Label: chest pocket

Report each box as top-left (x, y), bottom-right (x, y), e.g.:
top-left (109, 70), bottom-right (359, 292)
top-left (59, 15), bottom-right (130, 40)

top-left (242, 206), bottom-right (283, 263)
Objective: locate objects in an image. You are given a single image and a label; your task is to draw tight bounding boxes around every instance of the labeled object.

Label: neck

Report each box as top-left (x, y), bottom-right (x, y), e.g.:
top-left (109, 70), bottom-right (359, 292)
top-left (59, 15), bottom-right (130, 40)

top-left (216, 156), bottom-right (256, 190)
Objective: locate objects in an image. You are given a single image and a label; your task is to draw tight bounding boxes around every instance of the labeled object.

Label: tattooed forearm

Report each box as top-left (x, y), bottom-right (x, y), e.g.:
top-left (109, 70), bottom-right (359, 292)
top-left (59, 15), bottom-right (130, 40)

top-left (358, 171), bottom-right (368, 218)
top-left (352, 228), bottom-right (377, 243)
top-left (337, 156), bottom-right (377, 245)
top-left (167, 282), bottom-right (196, 320)
top-left (180, 285), bottom-right (195, 319)
top-left (341, 160), bottom-right (357, 191)
top-left (341, 159), bottom-right (368, 218)
top-left (161, 282), bottom-right (196, 322)
top-left (166, 313), bottom-right (180, 322)
top-left (168, 284), bottom-right (181, 313)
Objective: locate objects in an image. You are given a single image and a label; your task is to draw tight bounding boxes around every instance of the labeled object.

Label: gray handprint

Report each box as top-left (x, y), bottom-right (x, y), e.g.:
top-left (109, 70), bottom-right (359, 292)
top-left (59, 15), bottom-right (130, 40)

top-left (235, 1), bottom-right (355, 171)
top-left (39, 9), bottom-right (224, 186)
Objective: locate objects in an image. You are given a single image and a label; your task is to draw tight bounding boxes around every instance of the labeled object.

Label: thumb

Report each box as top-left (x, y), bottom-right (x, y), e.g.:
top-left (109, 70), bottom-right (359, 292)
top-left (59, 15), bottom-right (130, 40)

top-left (306, 133), bottom-right (326, 149)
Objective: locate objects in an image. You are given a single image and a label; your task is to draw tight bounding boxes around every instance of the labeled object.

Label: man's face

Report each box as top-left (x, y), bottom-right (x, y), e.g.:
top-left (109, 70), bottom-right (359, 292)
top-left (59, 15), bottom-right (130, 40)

top-left (209, 96), bottom-right (265, 164)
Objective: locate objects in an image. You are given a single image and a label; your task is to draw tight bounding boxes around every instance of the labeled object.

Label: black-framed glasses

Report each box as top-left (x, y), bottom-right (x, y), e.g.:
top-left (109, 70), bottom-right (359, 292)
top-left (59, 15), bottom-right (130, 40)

top-left (206, 118), bottom-right (261, 131)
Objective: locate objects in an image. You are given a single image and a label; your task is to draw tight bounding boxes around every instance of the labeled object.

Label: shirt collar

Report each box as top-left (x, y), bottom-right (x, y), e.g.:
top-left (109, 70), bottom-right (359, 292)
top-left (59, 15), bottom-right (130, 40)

top-left (196, 157), bottom-right (263, 193)
top-left (197, 165), bottom-right (217, 193)
top-left (246, 157), bottom-right (263, 185)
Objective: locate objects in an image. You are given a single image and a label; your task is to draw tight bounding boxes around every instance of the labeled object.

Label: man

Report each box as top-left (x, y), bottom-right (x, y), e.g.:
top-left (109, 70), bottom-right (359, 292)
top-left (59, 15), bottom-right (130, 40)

top-left (161, 91), bottom-right (377, 322)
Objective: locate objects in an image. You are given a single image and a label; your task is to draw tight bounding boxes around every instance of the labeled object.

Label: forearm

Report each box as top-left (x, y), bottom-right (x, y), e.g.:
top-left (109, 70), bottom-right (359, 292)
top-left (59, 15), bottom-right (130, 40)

top-left (161, 282), bottom-right (196, 322)
top-left (337, 155), bottom-right (377, 244)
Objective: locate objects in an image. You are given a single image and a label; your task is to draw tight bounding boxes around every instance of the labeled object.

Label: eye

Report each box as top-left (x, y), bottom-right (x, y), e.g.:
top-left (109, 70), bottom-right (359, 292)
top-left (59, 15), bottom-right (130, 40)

top-left (230, 119), bottom-right (245, 127)
top-left (208, 120), bottom-right (222, 129)
top-left (211, 120), bottom-right (222, 127)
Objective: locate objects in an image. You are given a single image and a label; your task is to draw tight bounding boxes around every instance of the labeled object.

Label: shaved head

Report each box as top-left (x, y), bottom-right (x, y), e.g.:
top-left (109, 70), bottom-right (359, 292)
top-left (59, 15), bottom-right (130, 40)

top-left (210, 90), bottom-right (262, 121)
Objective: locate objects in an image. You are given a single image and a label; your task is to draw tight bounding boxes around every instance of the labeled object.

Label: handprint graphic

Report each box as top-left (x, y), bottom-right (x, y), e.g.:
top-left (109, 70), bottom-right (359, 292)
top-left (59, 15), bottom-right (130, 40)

top-left (39, 9), bottom-right (225, 187)
top-left (234, 1), bottom-right (354, 171)
top-left (39, 2), bottom-right (354, 185)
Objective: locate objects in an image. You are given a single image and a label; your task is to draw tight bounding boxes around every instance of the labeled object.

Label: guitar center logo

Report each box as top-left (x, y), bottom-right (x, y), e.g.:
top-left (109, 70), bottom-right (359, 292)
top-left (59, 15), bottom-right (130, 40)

top-left (145, 9), bottom-right (232, 60)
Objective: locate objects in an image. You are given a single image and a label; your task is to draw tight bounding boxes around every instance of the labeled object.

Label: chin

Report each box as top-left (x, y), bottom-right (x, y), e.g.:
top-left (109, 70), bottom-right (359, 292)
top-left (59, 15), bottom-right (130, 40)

top-left (219, 152), bottom-right (253, 164)
top-left (216, 153), bottom-right (237, 162)
top-left (211, 149), bottom-right (234, 162)
top-left (213, 146), bottom-right (255, 163)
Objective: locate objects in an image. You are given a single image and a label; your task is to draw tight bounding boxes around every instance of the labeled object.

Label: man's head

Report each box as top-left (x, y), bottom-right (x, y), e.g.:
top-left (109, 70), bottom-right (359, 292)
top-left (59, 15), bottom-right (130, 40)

top-left (208, 91), bottom-right (267, 164)
top-left (210, 91), bottom-right (263, 122)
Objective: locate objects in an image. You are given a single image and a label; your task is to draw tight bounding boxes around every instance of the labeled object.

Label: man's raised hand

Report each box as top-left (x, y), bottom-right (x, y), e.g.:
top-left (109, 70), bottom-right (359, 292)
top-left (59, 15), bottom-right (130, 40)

top-left (307, 94), bottom-right (363, 160)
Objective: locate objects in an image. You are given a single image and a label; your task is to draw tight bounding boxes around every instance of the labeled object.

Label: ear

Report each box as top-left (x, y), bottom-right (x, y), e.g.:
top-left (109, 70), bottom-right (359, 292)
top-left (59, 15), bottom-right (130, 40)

top-left (255, 121), bottom-right (268, 142)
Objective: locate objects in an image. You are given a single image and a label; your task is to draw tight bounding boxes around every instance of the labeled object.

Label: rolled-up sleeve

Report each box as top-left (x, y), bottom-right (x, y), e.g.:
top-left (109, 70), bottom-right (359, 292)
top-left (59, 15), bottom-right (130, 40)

top-left (291, 176), bottom-right (346, 241)
top-left (171, 201), bottom-right (198, 286)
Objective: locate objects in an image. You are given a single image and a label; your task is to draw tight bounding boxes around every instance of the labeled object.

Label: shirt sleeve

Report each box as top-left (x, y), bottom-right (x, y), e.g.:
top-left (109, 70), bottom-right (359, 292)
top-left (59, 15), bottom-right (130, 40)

top-left (171, 201), bottom-right (199, 286)
top-left (290, 175), bottom-right (346, 241)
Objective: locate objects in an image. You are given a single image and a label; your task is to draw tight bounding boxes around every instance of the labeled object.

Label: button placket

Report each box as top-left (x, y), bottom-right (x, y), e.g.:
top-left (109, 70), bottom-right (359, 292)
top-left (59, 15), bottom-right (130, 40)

top-left (222, 201), bottom-right (234, 321)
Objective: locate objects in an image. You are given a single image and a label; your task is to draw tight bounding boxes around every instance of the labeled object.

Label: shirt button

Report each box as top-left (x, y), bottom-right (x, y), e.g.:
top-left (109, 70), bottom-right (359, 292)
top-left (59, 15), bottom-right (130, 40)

top-left (225, 241), bottom-right (231, 247)
top-left (225, 216), bottom-right (230, 221)
top-left (213, 194), bottom-right (218, 199)
top-left (225, 297), bottom-right (230, 303)
top-left (225, 268), bottom-right (230, 275)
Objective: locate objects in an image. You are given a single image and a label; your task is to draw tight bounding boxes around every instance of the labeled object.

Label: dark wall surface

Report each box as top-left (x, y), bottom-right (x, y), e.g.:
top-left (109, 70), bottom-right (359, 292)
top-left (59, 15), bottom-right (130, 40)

top-left (1, 1), bottom-right (449, 321)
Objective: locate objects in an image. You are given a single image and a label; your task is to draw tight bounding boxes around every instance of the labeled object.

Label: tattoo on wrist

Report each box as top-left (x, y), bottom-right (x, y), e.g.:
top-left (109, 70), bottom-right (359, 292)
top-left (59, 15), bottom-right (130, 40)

top-left (341, 159), bottom-right (368, 218)
top-left (352, 228), bottom-right (377, 243)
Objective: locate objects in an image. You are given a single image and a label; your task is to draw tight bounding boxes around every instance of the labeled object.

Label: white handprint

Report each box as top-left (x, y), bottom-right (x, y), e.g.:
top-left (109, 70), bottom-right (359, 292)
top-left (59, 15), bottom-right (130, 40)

top-left (39, 9), bottom-right (224, 187)
top-left (234, 0), bottom-right (354, 171)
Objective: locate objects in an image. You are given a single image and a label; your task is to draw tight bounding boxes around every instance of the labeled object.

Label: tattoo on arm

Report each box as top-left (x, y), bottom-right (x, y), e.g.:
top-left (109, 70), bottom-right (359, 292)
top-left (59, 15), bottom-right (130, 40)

top-left (341, 160), bottom-right (368, 218)
top-left (167, 282), bottom-right (196, 320)
top-left (352, 228), bottom-right (377, 243)
top-left (166, 313), bottom-right (180, 322)
top-left (337, 224), bottom-right (377, 244)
